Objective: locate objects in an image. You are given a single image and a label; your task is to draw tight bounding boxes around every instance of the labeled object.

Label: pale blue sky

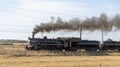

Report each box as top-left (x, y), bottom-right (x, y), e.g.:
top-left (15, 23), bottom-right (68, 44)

top-left (0, 0), bottom-right (120, 41)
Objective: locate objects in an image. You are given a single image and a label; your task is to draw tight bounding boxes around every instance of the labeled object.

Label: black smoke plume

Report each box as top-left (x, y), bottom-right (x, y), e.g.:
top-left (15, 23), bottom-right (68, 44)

top-left (32, 13), bottom-right (120, 36)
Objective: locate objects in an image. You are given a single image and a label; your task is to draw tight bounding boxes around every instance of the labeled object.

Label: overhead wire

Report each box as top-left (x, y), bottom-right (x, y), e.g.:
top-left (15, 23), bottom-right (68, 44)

top-left (0, 5), bottom-right (79, 17)
top-left (0, 31), bottom-right (31, 33)
top-left (0, 8), bottom-right (42, 20)
top-left (0, 5), bottom-right (41, 32)
top-left (0, 5), bottom-right (80, 33)
top-left (0, 23), bottom-right (33, 28)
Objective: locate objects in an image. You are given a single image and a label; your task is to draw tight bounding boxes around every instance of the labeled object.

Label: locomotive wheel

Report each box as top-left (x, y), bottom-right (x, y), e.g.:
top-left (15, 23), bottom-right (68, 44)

top-left (86, 49), bottom-right (90, 52)
top-left (62, 49), bottom-right (66, 52)
top-left (86, 48), bottom-right (97, 52)
top-left (118, 49), bottom-right (120, 52)
top-left (33, 46), bottom-right (39, 50)
top-left (25, 46), bottom-right (31, 50)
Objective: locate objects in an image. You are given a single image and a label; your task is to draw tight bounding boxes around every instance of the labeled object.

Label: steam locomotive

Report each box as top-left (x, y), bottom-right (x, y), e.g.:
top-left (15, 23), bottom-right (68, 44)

top-left (25, 36), bottom-right (120, 51)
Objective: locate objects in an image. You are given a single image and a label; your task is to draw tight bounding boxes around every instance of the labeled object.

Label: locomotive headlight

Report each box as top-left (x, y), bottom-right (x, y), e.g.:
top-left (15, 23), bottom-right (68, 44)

top-left (28, 40), bottom-right (30, 44)
top-left (28, 37), bottom-right (30, 44)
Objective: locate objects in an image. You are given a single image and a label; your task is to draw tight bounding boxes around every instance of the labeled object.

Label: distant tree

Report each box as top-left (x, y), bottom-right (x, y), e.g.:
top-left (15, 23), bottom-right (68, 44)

top-left (107, 38), bottom-right (113, 41)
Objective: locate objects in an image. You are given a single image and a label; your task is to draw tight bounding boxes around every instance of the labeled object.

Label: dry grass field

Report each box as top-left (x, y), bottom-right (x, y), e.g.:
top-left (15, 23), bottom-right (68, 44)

top-left (0, 43), bottom-right (120, 67)
top-left (0, 56), bottom-right (120, 67)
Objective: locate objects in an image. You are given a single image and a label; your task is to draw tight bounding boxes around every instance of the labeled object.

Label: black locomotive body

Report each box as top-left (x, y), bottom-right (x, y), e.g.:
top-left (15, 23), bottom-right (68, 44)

top-left (102, 41), bottom-right (120, 51)
top-left (73, 40), bottom-right (100, 51)
top-left (26, 36), bottom-right (100, 51)
top-left (26, 36), bottom-right (120, 51)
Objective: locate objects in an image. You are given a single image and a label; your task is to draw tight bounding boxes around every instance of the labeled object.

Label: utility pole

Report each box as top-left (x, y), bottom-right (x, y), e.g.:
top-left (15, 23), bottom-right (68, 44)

top-left (41, 32), bottom-right (43, 38)
top-left (102, 26), bottom-right (104, 44)
top-left (79, 24), bottom-right (82, 40)
top-left (32, 32), bottom-right (35, 38)
top-left (99, 26), bottom-right (104, 49)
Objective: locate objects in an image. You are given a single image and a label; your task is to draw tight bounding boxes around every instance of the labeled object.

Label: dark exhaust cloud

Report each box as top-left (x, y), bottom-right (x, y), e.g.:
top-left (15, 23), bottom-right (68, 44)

top-left (32, 13), bottom-right (120, 36)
